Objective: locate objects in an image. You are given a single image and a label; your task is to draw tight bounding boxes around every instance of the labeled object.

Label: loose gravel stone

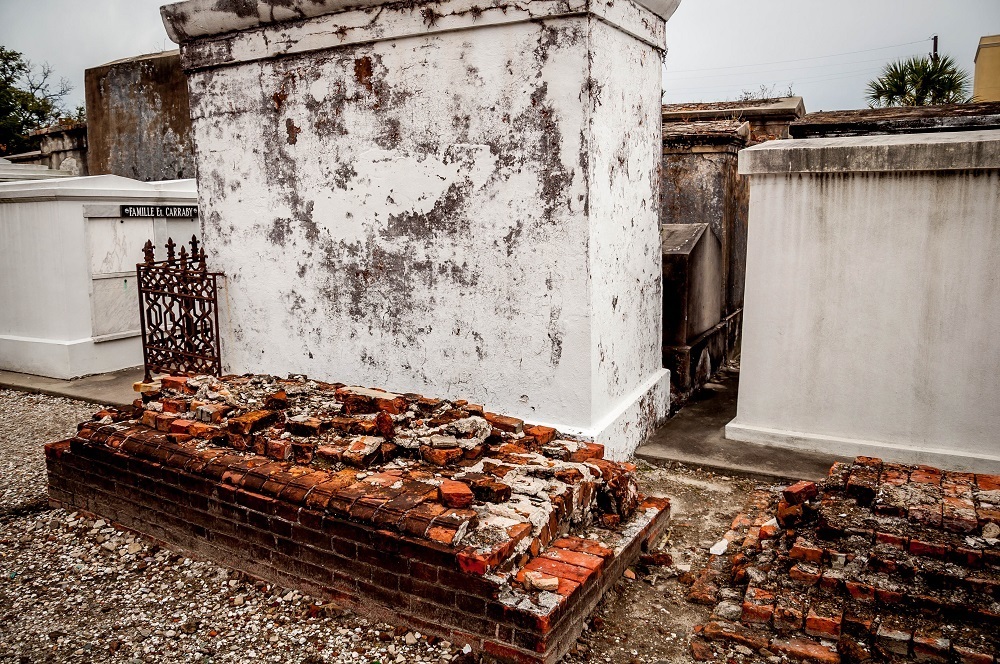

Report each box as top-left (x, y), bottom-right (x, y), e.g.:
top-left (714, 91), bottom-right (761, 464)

top-left (0, 389), bottom-right (97, 515)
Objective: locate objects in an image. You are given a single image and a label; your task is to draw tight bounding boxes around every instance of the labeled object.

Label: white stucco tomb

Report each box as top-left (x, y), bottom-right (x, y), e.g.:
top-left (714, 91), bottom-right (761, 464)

top-left (161, 0), bottom-right (679, 459)
top-left (0, 176), bottom-right (198, 379)
top-left (728, 130), bottom-right (1000, 472)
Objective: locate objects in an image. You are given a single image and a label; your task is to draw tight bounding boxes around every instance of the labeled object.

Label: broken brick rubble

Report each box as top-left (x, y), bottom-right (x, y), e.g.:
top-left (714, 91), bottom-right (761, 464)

top-left (686, 458), bottom-right (1000, 663)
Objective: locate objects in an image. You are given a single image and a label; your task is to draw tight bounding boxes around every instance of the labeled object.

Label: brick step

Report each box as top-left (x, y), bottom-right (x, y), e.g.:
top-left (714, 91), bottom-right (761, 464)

top-left (843, 606), bottom-right (1000, 663)
top-left (694, 620), bottom-right (840, 664)
top-left (825, 458), bottom-right (1000, 534)
top-left (782, 535), bottom-right (1000, 602)
top-left (691, 458), bottom-right (1000, 664)
top-left (720, 584), bottom-right (1000, 662)
top-left (815, 499), bottom-right (1000, 569)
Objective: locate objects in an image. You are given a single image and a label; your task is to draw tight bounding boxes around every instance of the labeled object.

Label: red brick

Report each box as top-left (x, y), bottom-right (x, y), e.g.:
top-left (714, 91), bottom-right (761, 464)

top-left (689, 636), bottom-right (717, 661)
top-left (161, 375), bottom-right (194, 393)
top-left (483, 412), bottom-right (524, 434)
top-left (549, 537), bottom-right (614, 560)
top-left (521, 556), bottom-right (594, 585)
top-left (770, 637), bottom-right (840, 664)
top-left (266, 440), bottom-right (292, 461)
top-left (139, 410), bottom-right (158, 428)
top-left (702, 621), bottom-right (770, 651)
top-left (420, 446), bottom-right (463, 466)
top-left (975, 474), bottom-right (1000, 491)
top-left (524, 425), bottom-right (557, 445)
top-left (161, 399), bottom-right (189, 414)
top-left (286, 417), bottom-right (323, 437)
top-left (789, 538), bottom-right (824, 563)
top-left (804, 606), bottom-right (841, 639)
top-left (953, 645), bottom-right (994, 664)
top-left (777, 500), bottom-right (803, 527)
top-left (782, 480), bottom-right (818, 505)
top-left (438, 480), bottom-right (474, 509)
top-left (875, 531), bottom-right (908, 549)
top-left (154, 413), bottom-right (178, 432)
top-left (912, 633), bottom-right (950, 663)
top-left (789, 564), bottom-right (821, 586)
top-left (196, 403), bottom-right (230, 423)
top-left (909, 538), bottom-right (948, 559)
top-left (911, 469), bottom-right (942, 485)
top-left (844, 580), bottom-right (876, 602)
top-left (540, 547), bottom-right (604, 571)
top-left (169, 419), bottom-right (195, 434)
top-left (227, 410), bottom-right (280, 435)
top-left (568, 443), bottom-right (604, 462)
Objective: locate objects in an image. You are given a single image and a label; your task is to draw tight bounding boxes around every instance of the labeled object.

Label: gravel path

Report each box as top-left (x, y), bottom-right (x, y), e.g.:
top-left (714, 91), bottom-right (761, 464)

top-left (0, 389), bottom-right (97, 516)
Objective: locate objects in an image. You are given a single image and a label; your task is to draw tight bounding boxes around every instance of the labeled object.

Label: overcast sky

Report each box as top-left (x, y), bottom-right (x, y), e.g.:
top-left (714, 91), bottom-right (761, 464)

top-left (1, 0), bottom-right (998, 113)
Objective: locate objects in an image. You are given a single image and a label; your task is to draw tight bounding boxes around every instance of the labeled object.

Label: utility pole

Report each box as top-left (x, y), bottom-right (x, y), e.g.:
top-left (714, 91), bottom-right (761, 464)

top-left (931, 35), bottom-right (939, 62)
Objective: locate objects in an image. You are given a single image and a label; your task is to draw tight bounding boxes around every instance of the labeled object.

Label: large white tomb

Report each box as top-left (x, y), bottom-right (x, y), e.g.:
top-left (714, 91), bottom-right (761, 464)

top-left (161, 0), bottom-right (680, 458)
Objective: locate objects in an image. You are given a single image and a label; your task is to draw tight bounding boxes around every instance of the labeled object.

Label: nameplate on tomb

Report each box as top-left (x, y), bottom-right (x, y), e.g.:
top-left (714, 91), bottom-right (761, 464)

top-left (120, 205), bottom-right (198, 218)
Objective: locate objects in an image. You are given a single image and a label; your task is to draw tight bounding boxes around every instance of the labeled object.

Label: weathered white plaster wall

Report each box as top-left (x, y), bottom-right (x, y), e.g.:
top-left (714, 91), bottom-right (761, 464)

top-left (0, 176), bottom-right (198, 378)
top-left (728, 130), bottom-right (1000, 472)
top-left (165, 0), bottom-right (676, 458)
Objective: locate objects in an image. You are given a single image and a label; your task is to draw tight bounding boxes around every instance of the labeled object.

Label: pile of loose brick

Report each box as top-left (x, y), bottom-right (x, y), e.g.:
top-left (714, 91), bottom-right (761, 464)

top-left (45, 373), bottom-right (670, 664)
top-left (687, 457), bottom-right (1000, 664)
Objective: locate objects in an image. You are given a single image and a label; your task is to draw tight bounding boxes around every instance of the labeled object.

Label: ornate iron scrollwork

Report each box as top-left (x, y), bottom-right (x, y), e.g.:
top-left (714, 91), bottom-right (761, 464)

top-left (137, 235), bottom-right (222, 381)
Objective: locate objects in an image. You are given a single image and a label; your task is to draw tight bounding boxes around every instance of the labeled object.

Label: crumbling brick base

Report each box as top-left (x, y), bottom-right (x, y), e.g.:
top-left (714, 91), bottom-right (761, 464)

top-left (45, 374), bottom-right (670, 664)
top-left (687, 457), bottom-right (1000, 664)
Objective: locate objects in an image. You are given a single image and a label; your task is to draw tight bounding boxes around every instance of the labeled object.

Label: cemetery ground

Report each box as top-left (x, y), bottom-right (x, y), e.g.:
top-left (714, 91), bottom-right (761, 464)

top-left (0, 387), bottom-right (756, 664)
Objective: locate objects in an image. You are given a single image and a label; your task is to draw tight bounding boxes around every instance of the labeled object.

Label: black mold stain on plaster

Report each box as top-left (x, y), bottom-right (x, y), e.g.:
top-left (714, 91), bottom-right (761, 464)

top-left (212, 0), bottom-right (257, 18)
top-left (218, 28), bottom-right (588, 368)
top-left (285, 118), bottom-right (301, 144)
top-left (269, 218), bottom-right (293, 246)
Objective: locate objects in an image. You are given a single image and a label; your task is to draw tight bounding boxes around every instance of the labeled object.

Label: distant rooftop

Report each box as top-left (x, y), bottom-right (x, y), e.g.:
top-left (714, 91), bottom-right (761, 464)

top-left (661, 120), bottom-right (750, 150)
top-left (662, 97), bottom-right (805, 121)
top-left (789, 101), bottom-right (1000, 138)
top-left (95, 50), bottom-right (181, 69)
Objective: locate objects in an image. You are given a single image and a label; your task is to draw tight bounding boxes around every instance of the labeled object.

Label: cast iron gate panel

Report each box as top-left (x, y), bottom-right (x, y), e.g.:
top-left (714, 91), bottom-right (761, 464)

top-left (137, 236), bottom-right (222, 381)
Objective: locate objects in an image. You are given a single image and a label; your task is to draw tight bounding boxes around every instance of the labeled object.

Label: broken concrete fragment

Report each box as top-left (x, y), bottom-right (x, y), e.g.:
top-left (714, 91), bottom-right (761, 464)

top-left (524, 571), bottom-right (559, 592)
top-left (342, 436), bottom-right (383, 468)
top-left (430, 434), bottom-right (460, 449)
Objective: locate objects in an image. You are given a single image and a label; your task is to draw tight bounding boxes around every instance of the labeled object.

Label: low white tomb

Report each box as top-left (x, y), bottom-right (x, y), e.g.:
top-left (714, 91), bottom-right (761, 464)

top-left (728, 130), bottom-right (1000, 472)
top-left (0, 175), bottom-right (199, 379)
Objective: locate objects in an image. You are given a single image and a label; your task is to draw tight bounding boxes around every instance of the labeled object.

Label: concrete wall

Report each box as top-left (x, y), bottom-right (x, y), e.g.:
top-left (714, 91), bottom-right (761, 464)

top-left (728, 130), bottom-right (1000, 472)
top-left (0, 176), bottom-right (198, 378)
top-left (163, 0), bottom-right (678, 458)
top-left (660, 127), bottom-right (749, 314)
top-left (85, 51), bottom-right (194, 181)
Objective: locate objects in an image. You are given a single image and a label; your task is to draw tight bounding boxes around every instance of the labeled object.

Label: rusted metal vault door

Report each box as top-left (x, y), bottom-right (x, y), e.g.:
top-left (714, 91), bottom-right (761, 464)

top-left (136, 235), bottom-right (222, 381)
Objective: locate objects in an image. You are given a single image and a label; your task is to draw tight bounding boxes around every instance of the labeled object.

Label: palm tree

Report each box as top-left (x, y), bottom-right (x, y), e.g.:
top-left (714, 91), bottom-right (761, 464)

top-left (866, 55), bottom-right (973, 107)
